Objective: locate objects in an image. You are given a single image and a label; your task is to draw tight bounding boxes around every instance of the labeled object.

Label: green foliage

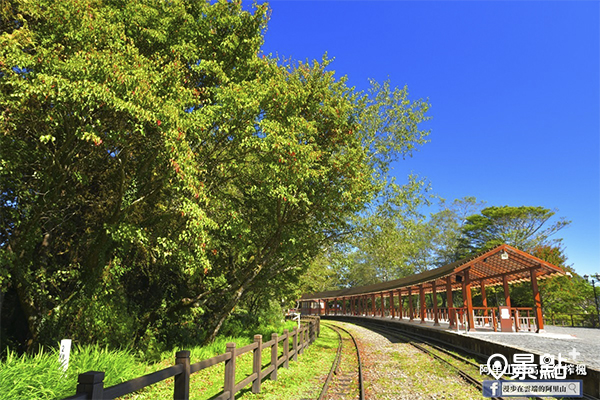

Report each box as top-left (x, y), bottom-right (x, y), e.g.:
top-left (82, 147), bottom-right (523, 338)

top-left (0, 344), bottom-right (146, 400)
top-left (1, 0), bottom-right (431, 351)
top-left (458, 205), bottom-right (570, 256)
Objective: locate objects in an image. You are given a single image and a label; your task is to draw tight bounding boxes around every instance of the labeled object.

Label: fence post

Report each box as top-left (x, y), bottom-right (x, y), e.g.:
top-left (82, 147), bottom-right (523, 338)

top-left (283, 329), bottom-right (290, 368)
top-left (317, 317), bottom-right (320, 337)
top-left (292, 326), bottom-right (298, 361)
top-left (251, 335), bottom-right (262, 394)
top-left (224, 342), bottom-right (236, 400)
top-left (174, 350), bottom-right (190, 400)
top-left (298, 326), bottom-right (304, 355)
top-left (270, 333), bottom-right (278, 380)
top-left (75, 371), bottom-right (105, 400)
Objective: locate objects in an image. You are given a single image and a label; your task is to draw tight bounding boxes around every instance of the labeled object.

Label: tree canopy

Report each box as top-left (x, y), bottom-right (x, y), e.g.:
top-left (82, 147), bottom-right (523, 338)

top-left (0, 0), bottom-right (430, 351)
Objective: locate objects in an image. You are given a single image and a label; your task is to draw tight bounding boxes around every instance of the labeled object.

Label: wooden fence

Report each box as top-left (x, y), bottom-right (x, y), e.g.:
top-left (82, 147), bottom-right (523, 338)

top-left (63, 316), bottom-right (320, 400)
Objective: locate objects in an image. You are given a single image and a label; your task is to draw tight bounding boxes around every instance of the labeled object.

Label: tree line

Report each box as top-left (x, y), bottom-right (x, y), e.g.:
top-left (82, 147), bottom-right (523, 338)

top-left (306, 198), bottom-right (594, 320)
top-left (0, 0), bottom-right (431, 353)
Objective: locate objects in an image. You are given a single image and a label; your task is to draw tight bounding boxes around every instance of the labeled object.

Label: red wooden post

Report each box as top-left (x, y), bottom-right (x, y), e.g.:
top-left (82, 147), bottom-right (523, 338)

top-left (408, 287), bottom-right (414, 322)
top-left (334, 297), bottom-right (338, 315)
top-left (464, 268), bottom-right (476, 332)
top-left (380, 292), bottom-right (385, 317)
top-left (371, 293), bottom-right (376, 316)
top-left (502, 274), bottom-right (512, 308)
top-left (389, 291), bottom-right (395, 319)
top-left (252, 335), bottom-right (262, 393)
top-left (398, 290), bottom-right (403, 319)
top-left (174, 351), bottom-right (190, 400)
top-left (530, 268), bottom-right (545, 332)
top-left (419, 284), bottom-right (426, 323)
top-left (481, 279), bottom-right (489, 324)
top-left (432, 282), bottom-right (440, 326)
top-left (446, 276), bottom-right (454, 328)
top-left (224, 343), bottom-right (236, 399)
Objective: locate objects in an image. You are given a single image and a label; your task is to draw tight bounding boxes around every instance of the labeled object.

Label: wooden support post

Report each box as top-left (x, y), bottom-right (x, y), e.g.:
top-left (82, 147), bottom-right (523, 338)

top-left (270, 333), bottom-right (278, 380)
top-left (174, 351), bottom-right (190, 400)
top-left (419, 284), bottom-right (426, 323)
top-left (464, 268), bottom-right (476, 332)
top-left (389, 291), bottom-right (395, 319)
top-left (432, 282), bottom-right (440, 326)
top-left (530, 268), bottom-right (545, 332)
top-left (481, 279), bottom-right (489, 325)
top-left (283, 329), bottom-right (289, 368)
top-left (408, 287), bottom-right (414, 322)
top-left (75, 371), bottom-right (105, 400)
top-left (334, 297), bottom-right (338, 315)
top-left (371, 293), bottom-right (376, 316)
top-left (380, 292), bottom-right (385, 317)
top-left (398, 290), bottom-right (403, 319)
top-left (446, 276), bottom-right (454, 328)
top-left (502, 274), bottom-right (512, 308)
top-left (252, 335), bottom-right (262, 393)
top-left (224, 343), bottom-right (236, 399)
top-left (292, 327), bottom-right (298, 361)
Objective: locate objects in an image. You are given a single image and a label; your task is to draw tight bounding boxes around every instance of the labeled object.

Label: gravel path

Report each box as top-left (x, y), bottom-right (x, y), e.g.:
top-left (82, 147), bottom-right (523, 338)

top-left (467, 325), bottom-right (600, 370)
top-left (331, 321), bottom-right (482, 400)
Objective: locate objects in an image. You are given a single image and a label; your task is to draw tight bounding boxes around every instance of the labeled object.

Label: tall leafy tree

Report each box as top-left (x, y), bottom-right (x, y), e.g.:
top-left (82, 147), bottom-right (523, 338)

top-left (1, 0), bottom-right (431, 350)
top-left (458, 206), bottom-right (570, 256)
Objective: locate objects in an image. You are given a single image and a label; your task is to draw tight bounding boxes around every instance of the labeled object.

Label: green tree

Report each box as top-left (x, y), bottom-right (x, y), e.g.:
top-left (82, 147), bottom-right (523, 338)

top-left (1, 0), bottom-right (431, 351)
top-left (427, 197), bottom-right (486, 266)
top-left (458, 206), bottom-right (570, 256)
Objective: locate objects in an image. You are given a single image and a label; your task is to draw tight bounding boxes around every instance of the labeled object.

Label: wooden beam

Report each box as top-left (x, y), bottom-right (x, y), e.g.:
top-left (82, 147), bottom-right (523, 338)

top-left (464, 268), bottom-right (476, 331)
top-left (446, 276), bottom-right (454, 328)
top-left (408, 287), bottom-right (414, 322)
top-left (432, 281), bottom-right (440, 326)
top-left (502, 274), bottom-right (512, 308)
top-left (530, 268), bottom-right (545, 332)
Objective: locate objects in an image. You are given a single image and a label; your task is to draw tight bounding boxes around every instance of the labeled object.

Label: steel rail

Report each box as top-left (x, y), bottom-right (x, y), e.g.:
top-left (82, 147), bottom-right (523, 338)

top-left (318, 322), bottom-right (365, 400)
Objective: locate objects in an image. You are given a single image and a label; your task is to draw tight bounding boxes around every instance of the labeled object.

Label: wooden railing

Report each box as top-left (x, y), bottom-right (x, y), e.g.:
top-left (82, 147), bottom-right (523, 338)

top-left (63, 316), bottom-right (320, 400)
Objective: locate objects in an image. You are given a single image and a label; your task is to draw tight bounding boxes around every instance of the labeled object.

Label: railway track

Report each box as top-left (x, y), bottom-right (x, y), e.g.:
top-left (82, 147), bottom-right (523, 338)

top-left (318, 322), bottom-right (364, 400)
top-left (353, 319), bottom-right (567, 400)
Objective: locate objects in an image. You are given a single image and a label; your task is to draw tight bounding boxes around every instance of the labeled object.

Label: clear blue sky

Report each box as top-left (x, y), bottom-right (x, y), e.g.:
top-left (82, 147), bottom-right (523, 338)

top-left (257, 1), bottom-right (600, 277)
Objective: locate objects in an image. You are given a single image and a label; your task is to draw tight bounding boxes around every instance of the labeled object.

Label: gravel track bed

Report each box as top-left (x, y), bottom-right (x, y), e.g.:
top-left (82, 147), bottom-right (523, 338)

top-left (332, 321), bottom-right (481, 400)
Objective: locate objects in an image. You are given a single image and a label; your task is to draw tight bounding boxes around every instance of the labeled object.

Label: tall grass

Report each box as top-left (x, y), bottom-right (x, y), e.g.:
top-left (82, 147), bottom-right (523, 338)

top-left (0, 345), bottom-right (146, 400)
top-left (0, 321), bottom-right (299, 400)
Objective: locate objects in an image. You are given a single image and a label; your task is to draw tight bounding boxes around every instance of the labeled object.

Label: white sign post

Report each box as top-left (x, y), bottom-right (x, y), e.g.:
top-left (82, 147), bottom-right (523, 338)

top-left (59, 339), bottom-right (72, 372)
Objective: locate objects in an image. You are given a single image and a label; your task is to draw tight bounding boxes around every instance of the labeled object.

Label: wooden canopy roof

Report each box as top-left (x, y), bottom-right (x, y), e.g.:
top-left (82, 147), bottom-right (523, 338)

top-left (301, 244), bottom-right (565, 300)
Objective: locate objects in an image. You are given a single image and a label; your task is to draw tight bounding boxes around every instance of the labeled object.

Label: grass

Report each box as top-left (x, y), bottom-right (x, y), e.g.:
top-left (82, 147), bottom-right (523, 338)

top-left (0, 320), bottom-right (336, 400)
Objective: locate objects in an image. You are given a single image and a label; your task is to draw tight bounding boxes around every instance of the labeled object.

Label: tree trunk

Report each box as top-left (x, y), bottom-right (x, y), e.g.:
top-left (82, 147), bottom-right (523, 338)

top-left (202, 286), bottom-right (246, 345)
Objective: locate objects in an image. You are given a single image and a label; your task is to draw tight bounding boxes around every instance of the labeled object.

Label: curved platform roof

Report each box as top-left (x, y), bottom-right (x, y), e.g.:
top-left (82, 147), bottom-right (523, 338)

top-left (301, 244), bottom-right (565, 300)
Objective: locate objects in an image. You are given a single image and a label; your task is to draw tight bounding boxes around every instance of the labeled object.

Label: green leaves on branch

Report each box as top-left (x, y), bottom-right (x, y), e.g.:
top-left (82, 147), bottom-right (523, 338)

top-left (1, 0), bottom-right (432, 350)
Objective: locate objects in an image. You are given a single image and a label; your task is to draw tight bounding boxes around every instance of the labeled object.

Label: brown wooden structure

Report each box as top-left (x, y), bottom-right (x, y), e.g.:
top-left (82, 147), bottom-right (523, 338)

top-left (63, 317), bottom-right (320, 400)
top-left (300, 244), bottom-right (565, 333)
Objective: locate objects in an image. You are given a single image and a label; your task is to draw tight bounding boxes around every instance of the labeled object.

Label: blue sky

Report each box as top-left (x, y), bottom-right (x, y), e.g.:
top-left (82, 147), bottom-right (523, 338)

top-left (257, 1), bottom-right (600, 276)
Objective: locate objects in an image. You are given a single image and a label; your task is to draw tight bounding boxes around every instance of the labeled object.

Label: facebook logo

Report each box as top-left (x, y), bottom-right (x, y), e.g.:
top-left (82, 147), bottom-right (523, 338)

top-left (483, 381), bottom-right (501, 397)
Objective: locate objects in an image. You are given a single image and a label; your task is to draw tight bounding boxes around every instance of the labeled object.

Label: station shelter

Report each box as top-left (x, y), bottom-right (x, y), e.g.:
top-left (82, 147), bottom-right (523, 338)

top-left (299, 244), bottom-right (565, 333)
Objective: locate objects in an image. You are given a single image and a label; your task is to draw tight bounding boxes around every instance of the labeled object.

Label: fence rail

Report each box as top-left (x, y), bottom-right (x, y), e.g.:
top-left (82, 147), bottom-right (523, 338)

top-left (63, 316), bottom-right (320, 400)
